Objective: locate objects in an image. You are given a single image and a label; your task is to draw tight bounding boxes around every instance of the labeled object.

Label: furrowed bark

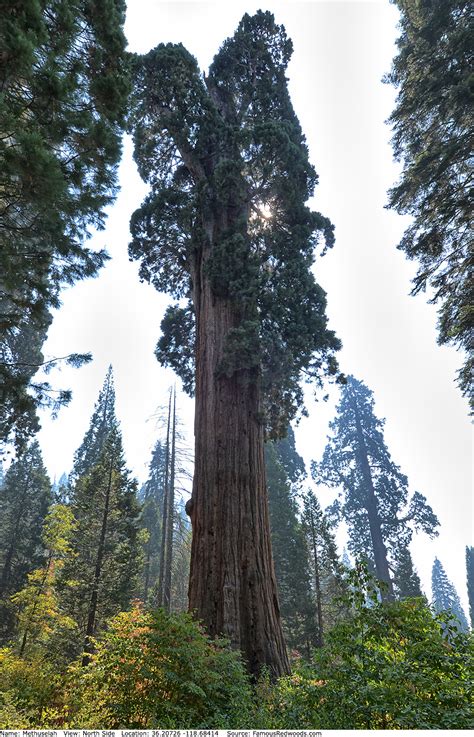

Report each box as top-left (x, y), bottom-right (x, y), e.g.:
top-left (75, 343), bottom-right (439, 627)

top-left (187, 237), bottom-right (290, 678)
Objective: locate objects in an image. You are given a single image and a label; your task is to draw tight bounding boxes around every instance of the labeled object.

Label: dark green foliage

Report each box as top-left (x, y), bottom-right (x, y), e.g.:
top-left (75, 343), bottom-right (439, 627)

top-left (265, 435), bottom-right (315, 654)
top-left (60, 370), bottom-right (141, 651)
top-left (140, 440), bottom-right (166, 605)
top-left (314, 376), bottom-right (439, 592)
top-left (393, 545), bottom-right (423, 599)
top-left (62, 605), bottom-right (253, 728)
top-left (260, 570), bottom-right (474, 729)
top-left (72, 365), bottom-right (117, 478)
top-left (0, 442), bottom-right (52, 639)
top-left (386, 0), bottom-right (473, 405)
top-left (0, 0), bottom-right (129, 449)
top-left (431, 557), bottom-right (469, 632)
top-left (467, 546), bottom-right (474, 629)
top-left (301, 489), bottom-right (348, 646)
top-left (128, 10), bottom-right (342, 437)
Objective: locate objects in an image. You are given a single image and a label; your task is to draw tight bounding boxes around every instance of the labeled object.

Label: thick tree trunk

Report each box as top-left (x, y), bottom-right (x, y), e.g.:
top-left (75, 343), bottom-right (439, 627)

top-left (351, 395), bottom-right (394, 601)
top-left (187, 250), bottom-right (290, 678)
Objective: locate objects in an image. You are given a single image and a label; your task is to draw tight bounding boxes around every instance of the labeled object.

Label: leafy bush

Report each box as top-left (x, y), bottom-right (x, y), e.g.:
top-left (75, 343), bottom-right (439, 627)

top-left (63, 604), bottom-right (253, 728)
top-left (0, 648), bottom-right (59, 728)
top-left (259, 593), bottom-right (474, 729)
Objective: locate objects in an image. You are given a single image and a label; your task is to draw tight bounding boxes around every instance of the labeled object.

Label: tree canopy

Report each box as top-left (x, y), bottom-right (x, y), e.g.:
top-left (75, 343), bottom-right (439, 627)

top-left (386, 0), bottom-right (473, 406)
top-left (0, 0), bottom-right (129, 450)
top-left (128, 10), bottom-right (342, 438)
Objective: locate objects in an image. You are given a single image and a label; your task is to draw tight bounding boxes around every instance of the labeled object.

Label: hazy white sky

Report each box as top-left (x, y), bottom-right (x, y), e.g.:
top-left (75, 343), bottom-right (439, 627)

top-left (36, 1), bottom-right (472, 612)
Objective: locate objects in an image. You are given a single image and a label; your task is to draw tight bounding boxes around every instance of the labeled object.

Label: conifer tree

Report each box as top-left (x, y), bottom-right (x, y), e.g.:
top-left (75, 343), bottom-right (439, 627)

top-left (386, 0), bottom-right (472, 404)
top-left (265, 435), bottom-right (315, 654)
top-left (129, 10), bottom-right (341, 677)
top-left (431, 557), bottom-right (469, 632)
top-left (0, 441), bottom-right (52, 639)
top-left (0, 1), bottom-right (130, 449)
top-left (72, 366), bottom-right (117, 478)
top-left (393, 546), bottom-right (423, 599)
top-left (466, 546), bottom-right (474, 630)
top-left (60, 370), bottom-right (141, 659)
top-left (301, 489), bottom-right (347, 648)
top-left (140, 440), bottom-right (166, 605)
top-left (314, 376), bottom-right (439, 600)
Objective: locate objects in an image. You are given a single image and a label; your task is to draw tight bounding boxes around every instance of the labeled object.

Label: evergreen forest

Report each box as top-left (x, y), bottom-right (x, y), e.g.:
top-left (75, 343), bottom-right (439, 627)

top-left (0, 1), bottom-right (472, 730)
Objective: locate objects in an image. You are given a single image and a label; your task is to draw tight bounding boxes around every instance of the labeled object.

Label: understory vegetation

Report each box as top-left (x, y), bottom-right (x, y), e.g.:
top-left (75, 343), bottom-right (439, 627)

top-left (1, 571), bottom-right (472, 730)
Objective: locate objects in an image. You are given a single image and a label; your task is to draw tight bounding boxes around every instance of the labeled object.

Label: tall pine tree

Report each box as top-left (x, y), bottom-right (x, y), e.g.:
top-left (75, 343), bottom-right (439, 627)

top-left (314, 376), bottom-right (439, 600)
top-left (301, 489), bottom-right (347, 648)
top-left (0, 0), bottom-right (130, 450)
top-left (128, 10), bottom-right (341, 677)
top-left (431, 557), bottom-right (469, 632)
top-left (0, 441), bottom-right (52, 639)
top-left (60, 369), bottom-right (141, 660)
top-left (386, 0), bottom-right (472, 405)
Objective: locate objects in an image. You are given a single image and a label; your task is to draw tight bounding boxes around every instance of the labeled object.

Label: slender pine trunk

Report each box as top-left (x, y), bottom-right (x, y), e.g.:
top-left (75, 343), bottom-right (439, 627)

top-left (163, 387), bottom-right (176, 612)
top-left (308, 507), bottom-right (324, 648)
top-left (82, 456), bottom-right (114, 666)
top-left (157, 390), bottom-right (172, 608)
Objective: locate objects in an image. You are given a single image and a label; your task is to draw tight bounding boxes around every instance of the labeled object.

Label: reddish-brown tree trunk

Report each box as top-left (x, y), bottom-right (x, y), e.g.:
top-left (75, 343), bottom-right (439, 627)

top-left (187, 242), bottom-right (290, 678)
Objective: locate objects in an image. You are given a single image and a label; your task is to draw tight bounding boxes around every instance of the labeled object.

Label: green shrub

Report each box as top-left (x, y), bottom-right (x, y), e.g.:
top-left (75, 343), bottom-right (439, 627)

top-left (63, 604), bottom-right (253, 728)
top-left (0, 648), bottom-right (60, 728)
top-left (260, 596), bottom-right (474, 729)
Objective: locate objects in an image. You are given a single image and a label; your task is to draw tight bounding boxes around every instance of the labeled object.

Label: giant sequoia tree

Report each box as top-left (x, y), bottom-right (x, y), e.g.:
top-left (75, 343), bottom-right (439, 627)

top-left (386, 0), bottom-right (472, 405)
top-left (0, 0), bottom-right (129, 449)
top-left (129, 12), bottom-right (341, 676)
top-left (314, 376), bottom-right (439, 600)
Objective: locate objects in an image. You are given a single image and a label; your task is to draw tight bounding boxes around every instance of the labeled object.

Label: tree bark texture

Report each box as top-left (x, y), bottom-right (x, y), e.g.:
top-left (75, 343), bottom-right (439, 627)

top-left (187, 238), bottom-right (290, 678)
